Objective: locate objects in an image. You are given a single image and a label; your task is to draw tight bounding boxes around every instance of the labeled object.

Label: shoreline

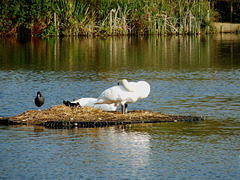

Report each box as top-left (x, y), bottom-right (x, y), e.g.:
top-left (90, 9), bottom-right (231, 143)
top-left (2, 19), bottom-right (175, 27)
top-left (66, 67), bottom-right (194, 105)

top-left (1, 22), bottom-right (239, 38)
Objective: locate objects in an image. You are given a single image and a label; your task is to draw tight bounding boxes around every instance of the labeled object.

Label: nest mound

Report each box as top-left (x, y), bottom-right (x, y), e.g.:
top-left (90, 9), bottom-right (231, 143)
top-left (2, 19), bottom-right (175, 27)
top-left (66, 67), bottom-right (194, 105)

top-left (0, 105), bottom-right (204, 128)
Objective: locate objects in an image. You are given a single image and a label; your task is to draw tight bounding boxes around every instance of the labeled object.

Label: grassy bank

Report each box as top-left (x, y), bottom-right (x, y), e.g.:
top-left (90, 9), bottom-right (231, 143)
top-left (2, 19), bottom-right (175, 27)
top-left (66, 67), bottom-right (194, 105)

top-left (0, 0), bottom-right (219, 37)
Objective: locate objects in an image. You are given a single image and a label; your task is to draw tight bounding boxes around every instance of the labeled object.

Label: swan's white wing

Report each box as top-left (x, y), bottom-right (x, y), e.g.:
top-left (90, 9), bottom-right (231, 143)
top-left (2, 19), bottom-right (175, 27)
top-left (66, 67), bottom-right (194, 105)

top-left (97, 85), bottom-right (139, 105)
top-left (96, 103), bottom-right (117, 111)
top-left (72, 98), bottom-right (117, 111)
top-left (136, 81), bottom-right (151, 99)
top-left (72, 98), bottom-right (97, 106)
top-left (97, 86), bottom-right (121, 104)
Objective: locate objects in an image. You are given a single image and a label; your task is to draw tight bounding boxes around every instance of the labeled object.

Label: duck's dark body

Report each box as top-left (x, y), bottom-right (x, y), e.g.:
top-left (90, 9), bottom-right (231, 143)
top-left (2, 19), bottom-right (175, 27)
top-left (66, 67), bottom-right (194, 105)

top-left (35, 91), bottom-right (44, 108)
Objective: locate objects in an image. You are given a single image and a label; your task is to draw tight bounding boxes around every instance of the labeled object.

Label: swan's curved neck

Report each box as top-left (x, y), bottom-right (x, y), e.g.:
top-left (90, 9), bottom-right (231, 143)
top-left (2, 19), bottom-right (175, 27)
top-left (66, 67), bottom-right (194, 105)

top-left (119, 79), bottom-right (134, 92)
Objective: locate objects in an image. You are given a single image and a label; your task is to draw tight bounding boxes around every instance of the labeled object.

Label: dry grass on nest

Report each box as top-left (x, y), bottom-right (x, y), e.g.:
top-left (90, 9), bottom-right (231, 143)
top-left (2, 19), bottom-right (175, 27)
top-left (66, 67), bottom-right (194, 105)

top-left (3, 105), bottom-right (169, 125)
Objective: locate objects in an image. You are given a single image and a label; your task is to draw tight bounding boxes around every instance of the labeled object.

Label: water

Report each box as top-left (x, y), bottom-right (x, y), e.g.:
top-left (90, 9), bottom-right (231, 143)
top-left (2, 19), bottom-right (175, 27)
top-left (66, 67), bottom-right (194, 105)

top-left (0, 124), bottom-right (239, 179)
top-left (0, 34), bottom-right (240, 179)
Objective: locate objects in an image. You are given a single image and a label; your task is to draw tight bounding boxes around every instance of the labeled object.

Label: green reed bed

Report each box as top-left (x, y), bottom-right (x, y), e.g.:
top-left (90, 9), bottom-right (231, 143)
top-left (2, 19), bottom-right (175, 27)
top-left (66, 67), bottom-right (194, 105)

top-left (0, 0), bottom-right (219, 37)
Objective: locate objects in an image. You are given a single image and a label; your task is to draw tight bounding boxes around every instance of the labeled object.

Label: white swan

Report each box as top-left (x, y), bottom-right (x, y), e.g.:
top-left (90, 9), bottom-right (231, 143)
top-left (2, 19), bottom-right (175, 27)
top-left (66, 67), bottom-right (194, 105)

top-left (71, 98), bottom-right (117, 111)
top-left (96, 79), bottom-right (150, 114)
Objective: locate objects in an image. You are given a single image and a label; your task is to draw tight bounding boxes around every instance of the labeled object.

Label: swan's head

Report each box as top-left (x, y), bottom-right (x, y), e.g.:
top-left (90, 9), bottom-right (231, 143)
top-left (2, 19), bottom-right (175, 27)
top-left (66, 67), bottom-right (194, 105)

top-left (118, 79), bottom-right (134, 92)
top-left (118, 79), bottom-right (128, 85)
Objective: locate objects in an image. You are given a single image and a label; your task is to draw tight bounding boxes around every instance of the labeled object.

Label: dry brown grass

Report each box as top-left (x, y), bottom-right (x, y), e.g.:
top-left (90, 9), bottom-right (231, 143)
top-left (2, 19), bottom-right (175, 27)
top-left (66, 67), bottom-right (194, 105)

top-left (1, 105), bottom-right (170, 125)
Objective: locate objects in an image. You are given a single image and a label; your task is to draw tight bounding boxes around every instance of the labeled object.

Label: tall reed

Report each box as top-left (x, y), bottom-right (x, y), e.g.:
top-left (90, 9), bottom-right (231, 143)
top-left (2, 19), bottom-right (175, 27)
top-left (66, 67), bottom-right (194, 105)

top-left (0, 0), bottom-right (219, 37)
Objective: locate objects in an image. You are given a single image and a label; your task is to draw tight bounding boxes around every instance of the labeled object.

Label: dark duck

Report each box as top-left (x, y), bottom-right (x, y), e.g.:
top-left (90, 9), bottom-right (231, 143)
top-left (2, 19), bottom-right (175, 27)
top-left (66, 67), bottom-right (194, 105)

top-left (35, 91), bottom-right (44, 110)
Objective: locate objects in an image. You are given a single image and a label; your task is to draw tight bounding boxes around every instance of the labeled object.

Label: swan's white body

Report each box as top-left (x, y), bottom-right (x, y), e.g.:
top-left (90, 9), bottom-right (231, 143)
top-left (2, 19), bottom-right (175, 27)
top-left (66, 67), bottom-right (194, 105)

top-left (96, 79), bottom-right (150, 113)
top-left (72, 98), bottom-right (117, 111)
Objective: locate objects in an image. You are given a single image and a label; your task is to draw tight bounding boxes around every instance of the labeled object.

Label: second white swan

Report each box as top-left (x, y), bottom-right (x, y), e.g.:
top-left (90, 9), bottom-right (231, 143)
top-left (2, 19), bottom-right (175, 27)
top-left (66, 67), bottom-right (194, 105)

top-left (71, 98), bottom-right (117, 111)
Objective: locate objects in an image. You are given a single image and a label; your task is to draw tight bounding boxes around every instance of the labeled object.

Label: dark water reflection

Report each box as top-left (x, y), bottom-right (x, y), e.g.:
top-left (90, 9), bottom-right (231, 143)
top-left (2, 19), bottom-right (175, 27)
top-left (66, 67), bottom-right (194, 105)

top-left (0, 34), bottom-right (240, 179)
top-left (1, 35), bottom-right (240, 71)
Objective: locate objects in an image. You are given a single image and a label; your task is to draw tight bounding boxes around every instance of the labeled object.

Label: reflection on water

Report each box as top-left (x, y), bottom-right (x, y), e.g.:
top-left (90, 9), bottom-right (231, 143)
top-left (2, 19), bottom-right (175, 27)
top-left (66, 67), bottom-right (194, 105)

top-left (0, 34), bottom-right (240, 179)
top-left (0, 123), bottom-right (239, 179)
top-left (1, 34), bottom-right (240, 71)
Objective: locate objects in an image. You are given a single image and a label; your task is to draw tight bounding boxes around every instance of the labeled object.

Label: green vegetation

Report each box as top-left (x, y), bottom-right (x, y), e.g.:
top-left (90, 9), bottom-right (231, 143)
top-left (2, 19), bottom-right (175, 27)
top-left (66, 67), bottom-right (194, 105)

top-left (0, 0), bottom-right (219, 37)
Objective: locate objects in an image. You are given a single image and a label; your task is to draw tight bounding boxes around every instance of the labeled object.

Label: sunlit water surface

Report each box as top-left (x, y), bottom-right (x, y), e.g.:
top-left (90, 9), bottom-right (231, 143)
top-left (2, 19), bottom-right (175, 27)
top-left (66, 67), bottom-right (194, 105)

top-left (0, 35), bottom-right (239, 179)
